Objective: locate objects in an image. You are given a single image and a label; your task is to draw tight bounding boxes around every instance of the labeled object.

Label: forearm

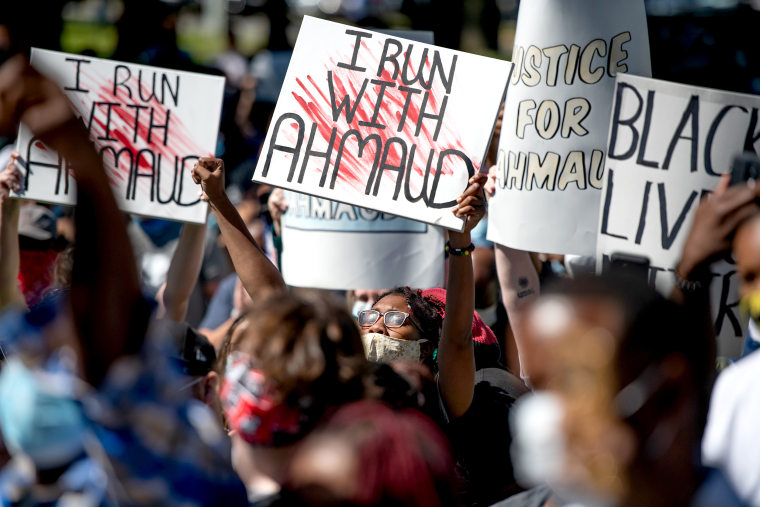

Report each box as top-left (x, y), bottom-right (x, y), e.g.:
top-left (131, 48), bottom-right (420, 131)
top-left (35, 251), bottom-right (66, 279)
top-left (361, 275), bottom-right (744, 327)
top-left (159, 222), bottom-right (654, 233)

top-left (0, 199), bottom-right (23, 309)
top-left (494, 244), bottom-right (539, 379)
top-left (163, 221), bottom-right (206, 321)
top-left (46, 119), bottom-right (144, 385)
top-left (437, 230), bottom-right (476, 418)
top-left (210, 194), bottom-right (285, 301)
top-left (671, 256), bottom-right (714, 347)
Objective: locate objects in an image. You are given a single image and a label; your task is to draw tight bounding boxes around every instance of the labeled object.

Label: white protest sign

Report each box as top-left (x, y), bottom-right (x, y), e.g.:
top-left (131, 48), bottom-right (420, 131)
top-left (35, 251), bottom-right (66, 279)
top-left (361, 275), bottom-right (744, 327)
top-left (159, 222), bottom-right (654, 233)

top-left (252, 16), bottom-right (512, 231)
top-left (280, 191), bottom-right (444, 290)
top-left (597, 74), bottom-right (760, 357)
top-left (14, 49), bottom-right (225, 223)
top-left (487, 0), bottom-right (651, 255)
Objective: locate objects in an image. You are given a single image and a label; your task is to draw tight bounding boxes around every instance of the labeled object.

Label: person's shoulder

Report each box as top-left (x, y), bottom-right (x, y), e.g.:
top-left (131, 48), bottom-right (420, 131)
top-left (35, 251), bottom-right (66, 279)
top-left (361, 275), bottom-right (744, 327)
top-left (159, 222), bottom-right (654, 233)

top-left (711, 351), bottom-right (760, 405)
top-left (490, 485), bottom-right (554, 507)
top-left (440, 367), bottom-right (527, 425)
top-left (475, 368), bottom-right (529, 398)
top-left (702, 351), bottom-right (760, 480)
top-left (472, 367), bottom-right (529, 411)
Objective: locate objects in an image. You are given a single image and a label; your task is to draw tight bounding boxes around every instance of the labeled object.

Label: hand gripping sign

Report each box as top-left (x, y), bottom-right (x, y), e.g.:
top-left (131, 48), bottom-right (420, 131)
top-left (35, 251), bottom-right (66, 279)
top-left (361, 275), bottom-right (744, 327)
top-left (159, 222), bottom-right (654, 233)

top-left (487, 0), bottom-right (651, 255)
top-left (14, 49), bottom-right (225, 224)
top-left (252, 16), bottom-right (513, 232)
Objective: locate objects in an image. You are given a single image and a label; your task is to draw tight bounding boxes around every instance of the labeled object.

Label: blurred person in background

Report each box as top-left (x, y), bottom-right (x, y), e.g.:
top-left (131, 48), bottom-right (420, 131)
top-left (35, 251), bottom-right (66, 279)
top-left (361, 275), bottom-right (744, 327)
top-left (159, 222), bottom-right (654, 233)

top-left (192, 158), bottom-right (517, 505)
top-left (215, 292), bottom-right (368, 505)
top-left (0, 54), bottom-right (247, 505)
top-left (280, 400), bottom-right (458, 507)
top-left (672, 172), bottom-right (760, 506)
top-left (347, 288), bottom-right (388, 318)
top-left (504, 274), bottom-right (739, 507)
top-left (358, 173), bottom-right (527, 505)
top-left (113, 0), bottom-right (205, 73)
top-left (0, 152), bottom-right (70, 310)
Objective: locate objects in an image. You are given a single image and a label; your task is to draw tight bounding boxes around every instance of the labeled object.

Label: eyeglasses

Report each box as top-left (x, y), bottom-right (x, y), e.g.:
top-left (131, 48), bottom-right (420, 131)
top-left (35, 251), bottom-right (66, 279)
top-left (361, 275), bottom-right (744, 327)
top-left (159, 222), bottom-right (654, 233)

top-left (358, 310), bottom-right (422, 332)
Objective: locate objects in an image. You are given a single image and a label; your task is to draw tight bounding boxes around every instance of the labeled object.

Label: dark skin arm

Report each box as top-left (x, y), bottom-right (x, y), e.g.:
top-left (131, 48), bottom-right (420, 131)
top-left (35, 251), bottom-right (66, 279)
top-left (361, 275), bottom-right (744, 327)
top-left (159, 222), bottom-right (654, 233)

top-left (0, 56), bottom-right (146, 385)
top-left (676, 175), bottom-right (760, 294)
top-left (67, 119), bottom-right (147, 385)
top-left (437, 172), bottom-right (488, 419)
top-left (191, 157), bottom-right (286, 301)
top-left (672, 174), bottom-right (760, 409)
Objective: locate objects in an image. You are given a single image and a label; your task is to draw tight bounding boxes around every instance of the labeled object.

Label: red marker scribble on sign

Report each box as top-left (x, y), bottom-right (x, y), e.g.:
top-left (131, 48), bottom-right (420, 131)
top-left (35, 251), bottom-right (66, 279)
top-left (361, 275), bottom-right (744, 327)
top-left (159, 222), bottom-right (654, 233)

top-left (287, 39), bottom-right (476, 196)
top-left (64, 69), bottom-right (212, 212)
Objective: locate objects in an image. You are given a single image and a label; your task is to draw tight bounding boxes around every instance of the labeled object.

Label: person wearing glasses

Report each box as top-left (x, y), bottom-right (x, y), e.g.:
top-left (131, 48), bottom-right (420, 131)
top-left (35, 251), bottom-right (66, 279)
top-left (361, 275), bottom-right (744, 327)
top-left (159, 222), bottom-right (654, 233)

top-left (357, 288), bottom-right (442, 369)
top-left (193, 158), bottom-right (523, 505)
top-left (355, 173), bottom-right (527, 506)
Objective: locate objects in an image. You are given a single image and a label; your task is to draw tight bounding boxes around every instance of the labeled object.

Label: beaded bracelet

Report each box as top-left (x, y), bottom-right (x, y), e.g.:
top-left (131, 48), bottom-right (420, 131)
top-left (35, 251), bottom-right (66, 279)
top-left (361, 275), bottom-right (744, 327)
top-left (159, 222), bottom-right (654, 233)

top-left (445, 241), bottom-right (475, 256)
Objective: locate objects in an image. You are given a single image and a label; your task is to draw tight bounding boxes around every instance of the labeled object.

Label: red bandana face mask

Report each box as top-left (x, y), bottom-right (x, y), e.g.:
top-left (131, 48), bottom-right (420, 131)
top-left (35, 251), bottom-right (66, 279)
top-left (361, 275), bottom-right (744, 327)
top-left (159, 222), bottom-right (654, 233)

top-left (220, 351), bottom-right (305, 447)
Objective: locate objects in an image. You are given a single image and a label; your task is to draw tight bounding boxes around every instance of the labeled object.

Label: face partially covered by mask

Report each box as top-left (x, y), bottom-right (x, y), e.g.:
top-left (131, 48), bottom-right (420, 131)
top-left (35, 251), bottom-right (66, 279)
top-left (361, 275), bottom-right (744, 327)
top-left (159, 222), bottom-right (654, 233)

top-left (511, 391), bottom-right (566, 486)
top-left (0, 358), bottom-right (86, 470)
top-left (360, 333), bottom-right (422, 364)
top-left (351, 300), bottom-right (374, 319)
top-left (734, 216), bottom-right (760, 312)
top-left (220, 351), bottom-right (314, 447)
top-left (740, 291), bottom-right (760, 325)
top-left (513, 297), bottom-right (635, 506)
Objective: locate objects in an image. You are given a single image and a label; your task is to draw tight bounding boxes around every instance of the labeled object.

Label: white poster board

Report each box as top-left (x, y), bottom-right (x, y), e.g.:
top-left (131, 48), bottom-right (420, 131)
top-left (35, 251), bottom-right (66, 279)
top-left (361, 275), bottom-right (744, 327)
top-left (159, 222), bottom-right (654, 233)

top-left (252, 16), bottom-right (512, 231)
top-left (487, 0), bottom-right (651, 255)
top-left (280, 191), bottom-right (445, 289)
top-left (14, 49), bottom-right (225, 223)
top-left (597, 74), bottom-right (760, 357)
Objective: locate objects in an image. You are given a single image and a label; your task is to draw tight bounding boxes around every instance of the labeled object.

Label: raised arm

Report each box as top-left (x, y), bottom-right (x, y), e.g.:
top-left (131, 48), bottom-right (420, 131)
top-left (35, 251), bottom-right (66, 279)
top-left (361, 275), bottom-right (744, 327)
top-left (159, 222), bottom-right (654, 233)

top-left (0, 56), bottom-right (146, 385)
top-left (494, 245), bottom-right (539, 381)
top-left (485, 163), bottom-right (541, 381)
top-left (672, 176), bottom-right (760, 366)
top-left (675, 175), bottom-right (759, 302)
top-left (438, 172), bottom-right (487, 419)
top-left (159, 219), bottom-right (207, 322)
top-left (68, 125), bottom-right (147, 386)
top-left (0, 152), bottom-right (25, 309)
top-left (191, 157), bottom-right (285, 301)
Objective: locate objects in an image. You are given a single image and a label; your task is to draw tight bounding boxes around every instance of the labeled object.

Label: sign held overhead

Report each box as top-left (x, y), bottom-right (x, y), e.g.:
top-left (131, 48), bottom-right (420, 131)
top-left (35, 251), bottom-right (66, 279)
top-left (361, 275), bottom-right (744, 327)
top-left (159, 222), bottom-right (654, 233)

top-left (487, 0), bottom-right (651, 255)
top-left (14, 49), bottom-right (225, 224)
top-left (252, 16), bottom-right (513, 231)
top-left (597, 73), bottom-right (760, 357)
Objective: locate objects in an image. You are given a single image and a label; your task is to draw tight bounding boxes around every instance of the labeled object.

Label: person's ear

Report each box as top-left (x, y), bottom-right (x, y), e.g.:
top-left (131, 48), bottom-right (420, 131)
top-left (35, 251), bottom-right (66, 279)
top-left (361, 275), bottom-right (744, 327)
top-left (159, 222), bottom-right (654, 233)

top-left (201, 371), bottom-right (220, 407)
top-left (420, 341), bottom-right (435, 361)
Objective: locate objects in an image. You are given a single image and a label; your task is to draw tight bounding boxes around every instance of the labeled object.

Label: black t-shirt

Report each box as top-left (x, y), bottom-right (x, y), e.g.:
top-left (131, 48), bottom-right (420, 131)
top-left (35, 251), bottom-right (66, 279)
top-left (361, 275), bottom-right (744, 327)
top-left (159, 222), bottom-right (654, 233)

top-left (442, 367), bottom-right (529, 506)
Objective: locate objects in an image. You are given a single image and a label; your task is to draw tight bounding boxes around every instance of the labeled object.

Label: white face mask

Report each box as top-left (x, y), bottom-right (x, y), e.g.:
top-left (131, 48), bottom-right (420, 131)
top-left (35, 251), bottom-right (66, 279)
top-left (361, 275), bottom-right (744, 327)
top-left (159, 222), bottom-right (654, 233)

top-left (361, 332), bottom-right (421, 364)
top-left (510, 391), bottom-right (566, 487)
top-left (511, 392), bottom-right (617, 507)
top-left (351, 300), bottom-right (374, 319)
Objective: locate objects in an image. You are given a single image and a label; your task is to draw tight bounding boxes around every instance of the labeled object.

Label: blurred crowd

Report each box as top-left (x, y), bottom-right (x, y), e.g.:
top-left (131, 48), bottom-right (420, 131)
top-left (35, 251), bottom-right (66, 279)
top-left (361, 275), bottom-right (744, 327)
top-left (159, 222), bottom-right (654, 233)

top-left (0, 1), bottom-right (759, 506)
